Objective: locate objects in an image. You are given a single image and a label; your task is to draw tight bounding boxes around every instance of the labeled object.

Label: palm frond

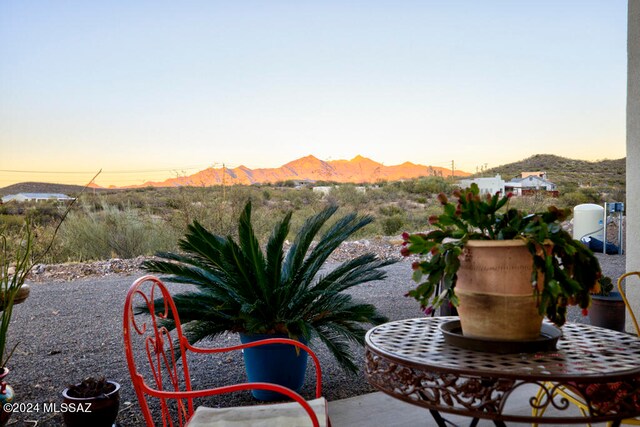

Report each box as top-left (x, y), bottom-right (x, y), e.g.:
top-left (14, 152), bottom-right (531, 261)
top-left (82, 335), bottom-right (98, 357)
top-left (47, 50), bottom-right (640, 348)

top-left (237, 202), bottom-right (268, 301)
top-left (293, 213), bottom-right (373, 292)
top-left (265, 211), bottom-right (291, 307)
top-left (311, 324), bottom-right (359, 374)
top-left (281, 205), bottom-right (338, 285)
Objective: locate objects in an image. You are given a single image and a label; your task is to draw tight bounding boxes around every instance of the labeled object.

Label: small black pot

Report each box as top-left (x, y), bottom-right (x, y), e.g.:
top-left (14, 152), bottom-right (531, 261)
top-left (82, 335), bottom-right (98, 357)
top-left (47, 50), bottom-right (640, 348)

top-left (590, 292), bottom-right (626, 332)
top-left (61, 380), bottom-right (120, 427)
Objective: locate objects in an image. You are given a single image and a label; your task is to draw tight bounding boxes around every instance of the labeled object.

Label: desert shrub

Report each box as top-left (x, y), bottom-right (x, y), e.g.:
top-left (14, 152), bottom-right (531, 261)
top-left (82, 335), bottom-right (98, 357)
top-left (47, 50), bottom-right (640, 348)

top-left (25, 203), bottom-right (65, 226)
top-left (0, 215), bottom-right (25, 233)
top-left (380, 215), bottom-right (405, 235)
top-left (558, 188), bottom-right (601, 208)
top-left (328, 185), bottom-right (367, 208)
top-left (508, 193), bottom-right (558, 213)
top-left (56, 203), bottom-right (177, 261)
top-left (395, 177), bottom-right (453, 195)
top-left (379, 205), bottom-right (404, 217)
top-left (415, 196), bottom-right (428, 204)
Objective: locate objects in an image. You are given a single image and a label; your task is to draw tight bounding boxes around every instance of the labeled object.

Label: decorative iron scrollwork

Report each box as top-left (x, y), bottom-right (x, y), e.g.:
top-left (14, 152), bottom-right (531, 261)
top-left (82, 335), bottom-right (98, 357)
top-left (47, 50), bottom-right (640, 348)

top-left (365, 348), bottom-right (640, 423)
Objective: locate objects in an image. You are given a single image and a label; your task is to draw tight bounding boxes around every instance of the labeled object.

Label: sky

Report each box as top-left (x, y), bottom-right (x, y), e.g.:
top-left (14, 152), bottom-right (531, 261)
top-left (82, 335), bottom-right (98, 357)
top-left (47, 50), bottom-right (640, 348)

top-left (0, 1), bottom-right (628, 187)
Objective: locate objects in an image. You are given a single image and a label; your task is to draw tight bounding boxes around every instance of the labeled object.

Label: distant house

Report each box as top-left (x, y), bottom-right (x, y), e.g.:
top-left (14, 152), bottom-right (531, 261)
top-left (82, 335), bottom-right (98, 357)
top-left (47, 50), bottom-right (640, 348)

top-left (457, 174), bottom-right (505, 195)
top-left (520, 171), bottom-right (548, 180)
top-left (1, 193), bottom-right (75, 203)
top-left (312, 186), bottom-right (333, 196)
top-left (505, 175), bottom-right (558, 196)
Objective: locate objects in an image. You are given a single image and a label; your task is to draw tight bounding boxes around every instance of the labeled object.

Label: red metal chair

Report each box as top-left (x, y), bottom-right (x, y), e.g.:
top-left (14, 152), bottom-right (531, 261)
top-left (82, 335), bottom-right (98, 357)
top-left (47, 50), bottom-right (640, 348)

top-left (123, 275), bottom-right (327, 427)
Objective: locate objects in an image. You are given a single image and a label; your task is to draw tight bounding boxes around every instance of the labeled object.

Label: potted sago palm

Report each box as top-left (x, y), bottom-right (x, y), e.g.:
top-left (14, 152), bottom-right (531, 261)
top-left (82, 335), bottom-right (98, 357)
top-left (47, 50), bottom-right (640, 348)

top-left (402, 184), bottom-right (606, 342)
top-left (142, 201), bottom-right (395, 400)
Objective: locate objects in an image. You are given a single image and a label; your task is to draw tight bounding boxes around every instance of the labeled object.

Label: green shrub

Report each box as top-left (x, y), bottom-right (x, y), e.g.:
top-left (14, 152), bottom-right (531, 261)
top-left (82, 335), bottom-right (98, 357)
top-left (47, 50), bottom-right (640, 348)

top-left (380, 215), bottom-right (405, 235)
top-left (56, 203), bottom-right (177, 261)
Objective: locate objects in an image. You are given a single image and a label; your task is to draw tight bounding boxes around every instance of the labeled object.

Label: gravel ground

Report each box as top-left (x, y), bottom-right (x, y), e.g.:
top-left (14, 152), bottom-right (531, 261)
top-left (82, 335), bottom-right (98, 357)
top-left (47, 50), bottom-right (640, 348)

top-left (5, 246), bottom-right (626, 426)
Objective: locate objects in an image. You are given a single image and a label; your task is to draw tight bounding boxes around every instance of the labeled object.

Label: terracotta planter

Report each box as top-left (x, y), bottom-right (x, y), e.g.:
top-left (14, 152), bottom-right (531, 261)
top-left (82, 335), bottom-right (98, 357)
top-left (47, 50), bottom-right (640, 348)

top-left (456, 240), bottom-right (543, 340)
top-left (0, 284), bottom-right (30, 311)
top-left (590, 292), bottom-right (626, 332)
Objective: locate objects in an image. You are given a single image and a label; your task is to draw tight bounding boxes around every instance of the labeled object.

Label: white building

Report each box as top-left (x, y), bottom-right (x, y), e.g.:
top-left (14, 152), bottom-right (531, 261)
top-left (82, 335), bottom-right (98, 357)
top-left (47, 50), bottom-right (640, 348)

top-left (457, 174), bottom-right (505, 195)
top-left (1, 193), bottom-right (75, 203)
top-left (505, 176), bottom-right (557, 196)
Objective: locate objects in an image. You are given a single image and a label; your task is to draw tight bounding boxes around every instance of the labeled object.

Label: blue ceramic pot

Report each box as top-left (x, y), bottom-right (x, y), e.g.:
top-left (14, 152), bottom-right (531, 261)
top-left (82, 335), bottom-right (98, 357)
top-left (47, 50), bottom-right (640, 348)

top-left (0, 368), bottom-right (14, 426)
top-left (239, 333), bottom-right (308, 401)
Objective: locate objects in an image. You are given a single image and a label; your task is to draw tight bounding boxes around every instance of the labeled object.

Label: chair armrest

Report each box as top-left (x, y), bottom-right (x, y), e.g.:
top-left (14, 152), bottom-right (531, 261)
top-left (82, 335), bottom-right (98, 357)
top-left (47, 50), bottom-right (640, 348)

top-left (184, 337), bottom-right (323, 398)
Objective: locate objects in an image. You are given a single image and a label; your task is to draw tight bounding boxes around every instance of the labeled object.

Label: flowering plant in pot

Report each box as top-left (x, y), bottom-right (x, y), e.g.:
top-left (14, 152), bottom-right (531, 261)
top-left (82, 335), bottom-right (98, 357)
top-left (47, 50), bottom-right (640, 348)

top-left (142, 201), bottom-right (395, 400)
top-left (402, 184), bottom-right (606, 340)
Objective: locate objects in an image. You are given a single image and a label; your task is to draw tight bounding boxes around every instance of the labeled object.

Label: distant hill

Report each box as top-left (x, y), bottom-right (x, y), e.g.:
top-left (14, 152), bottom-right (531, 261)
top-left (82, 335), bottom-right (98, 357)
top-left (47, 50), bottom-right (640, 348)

top-left (3, 154), bottom-right (625, 195)
top-left (133, 154), bottom-right (471, 188)
top-left (478, 154), bottom-right (626, 190)
top-left (0, 182), bottom-right (113, 197)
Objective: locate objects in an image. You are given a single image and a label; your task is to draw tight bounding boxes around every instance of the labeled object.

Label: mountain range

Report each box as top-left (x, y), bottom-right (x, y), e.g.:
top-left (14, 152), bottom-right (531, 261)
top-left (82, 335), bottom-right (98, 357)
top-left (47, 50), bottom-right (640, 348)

top-left (132, 155), bottom-right (470, 188)
top-left (0, 154), bottom-right (626, 196)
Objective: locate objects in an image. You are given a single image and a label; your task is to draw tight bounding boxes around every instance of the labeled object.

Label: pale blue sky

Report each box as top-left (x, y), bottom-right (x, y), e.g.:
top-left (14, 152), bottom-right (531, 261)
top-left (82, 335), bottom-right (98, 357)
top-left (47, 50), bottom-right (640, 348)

top-left (0, 1), bottom-right (627, 186)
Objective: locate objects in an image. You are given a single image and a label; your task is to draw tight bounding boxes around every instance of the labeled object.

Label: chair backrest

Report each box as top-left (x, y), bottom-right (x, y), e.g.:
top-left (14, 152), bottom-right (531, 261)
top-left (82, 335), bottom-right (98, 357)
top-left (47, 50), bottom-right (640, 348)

top-left (124, 275), bottom-right (325, 427)
top-left (123, 275), bottom-right (196, 426)
top-left (617, 271), bottom-right (640, 336)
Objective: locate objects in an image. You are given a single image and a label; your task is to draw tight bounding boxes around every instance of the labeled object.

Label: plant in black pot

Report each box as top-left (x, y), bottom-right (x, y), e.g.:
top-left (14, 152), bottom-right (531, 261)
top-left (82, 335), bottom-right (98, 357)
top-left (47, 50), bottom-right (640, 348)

top-left (589, 276), bottom-right (626, 332)
top-left (141, 201), bottom-right (395, 400)
top-left (402, 184), bottom-right (608, 341)
top-left (61, 376), bottom-right (121, 427)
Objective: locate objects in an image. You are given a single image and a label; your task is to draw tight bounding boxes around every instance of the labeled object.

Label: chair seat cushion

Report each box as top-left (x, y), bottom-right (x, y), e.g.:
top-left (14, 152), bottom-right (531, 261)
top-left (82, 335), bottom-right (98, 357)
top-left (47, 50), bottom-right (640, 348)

top-left (186, 397), bottom-right (328, 427)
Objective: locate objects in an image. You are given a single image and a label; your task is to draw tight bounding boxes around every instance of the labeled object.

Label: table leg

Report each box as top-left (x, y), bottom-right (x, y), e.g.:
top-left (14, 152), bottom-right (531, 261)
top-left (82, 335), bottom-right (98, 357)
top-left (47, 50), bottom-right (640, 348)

top-left (428, 410), bottom-right (487, 427)
top-left (429, 410), bottom-right (450, 427)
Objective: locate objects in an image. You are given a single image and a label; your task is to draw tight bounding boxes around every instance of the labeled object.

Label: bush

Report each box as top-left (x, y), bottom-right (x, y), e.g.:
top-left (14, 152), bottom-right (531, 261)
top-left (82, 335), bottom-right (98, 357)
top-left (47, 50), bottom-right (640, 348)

top-left (380, 215), bottom-right (405, 235)
top-left (56, 203), bottom-right (177, 261)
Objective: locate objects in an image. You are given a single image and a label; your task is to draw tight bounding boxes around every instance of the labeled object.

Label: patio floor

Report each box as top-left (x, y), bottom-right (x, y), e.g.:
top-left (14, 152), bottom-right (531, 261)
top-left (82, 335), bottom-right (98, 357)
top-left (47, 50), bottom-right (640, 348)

top-left (329, 386), bottom-right (613, 426)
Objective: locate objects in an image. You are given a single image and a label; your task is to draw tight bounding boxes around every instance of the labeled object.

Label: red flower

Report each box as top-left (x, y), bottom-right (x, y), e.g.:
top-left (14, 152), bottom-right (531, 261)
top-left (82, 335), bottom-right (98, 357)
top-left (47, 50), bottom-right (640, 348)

top-left (507, 192), bottom-right (513, 199)
top-left (400, 246), bottom-right (411, 257)
top-left (428, 215), bottom-right (439, 225)
top-left (401, 231), bottom-right (410, 241)
top-left (437, 193), bottom-right (448, 205)
top-left (581, 308), bottom-right (589, 316)
top-left (411, 261), bottom-right (420, 271)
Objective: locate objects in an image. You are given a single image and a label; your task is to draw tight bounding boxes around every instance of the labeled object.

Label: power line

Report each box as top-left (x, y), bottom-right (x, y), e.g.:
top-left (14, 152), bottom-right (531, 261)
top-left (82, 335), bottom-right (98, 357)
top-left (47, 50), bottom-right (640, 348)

top-left (0, 165), bottom-right (211, 174)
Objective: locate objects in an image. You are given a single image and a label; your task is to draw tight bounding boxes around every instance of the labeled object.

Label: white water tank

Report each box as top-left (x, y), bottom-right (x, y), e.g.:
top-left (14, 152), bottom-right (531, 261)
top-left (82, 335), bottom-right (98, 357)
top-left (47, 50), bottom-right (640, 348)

top-left (573, 204), bottom-right (604, 241)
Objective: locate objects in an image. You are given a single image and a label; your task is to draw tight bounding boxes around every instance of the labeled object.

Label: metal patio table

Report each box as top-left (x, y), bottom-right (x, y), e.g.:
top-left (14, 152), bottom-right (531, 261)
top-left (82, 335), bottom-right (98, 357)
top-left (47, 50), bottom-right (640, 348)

top-left (364, 316), bottom-right (640, 426)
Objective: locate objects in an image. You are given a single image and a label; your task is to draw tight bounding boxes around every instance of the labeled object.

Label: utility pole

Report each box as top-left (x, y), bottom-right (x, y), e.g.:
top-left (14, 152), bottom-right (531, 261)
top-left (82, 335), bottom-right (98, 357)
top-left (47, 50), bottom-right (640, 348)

top-left (222, 163), bottom-right (226, 202)
top-left (451, 160), bottom-right (455, 178)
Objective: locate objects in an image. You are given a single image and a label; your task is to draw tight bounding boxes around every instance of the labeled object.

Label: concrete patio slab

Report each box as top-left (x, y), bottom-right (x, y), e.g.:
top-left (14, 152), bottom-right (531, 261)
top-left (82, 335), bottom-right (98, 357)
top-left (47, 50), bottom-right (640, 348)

top-left (328, 386), bottom-right (614, 426)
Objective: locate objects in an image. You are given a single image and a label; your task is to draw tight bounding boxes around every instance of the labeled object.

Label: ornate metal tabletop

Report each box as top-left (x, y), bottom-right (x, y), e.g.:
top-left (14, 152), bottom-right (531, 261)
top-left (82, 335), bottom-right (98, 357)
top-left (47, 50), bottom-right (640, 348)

top-left (364, 316), bottom-right (640, 426)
